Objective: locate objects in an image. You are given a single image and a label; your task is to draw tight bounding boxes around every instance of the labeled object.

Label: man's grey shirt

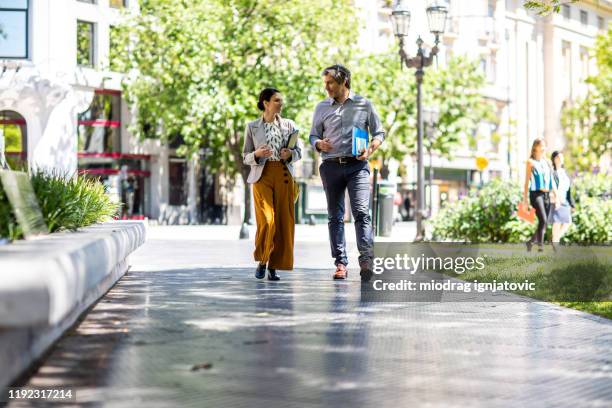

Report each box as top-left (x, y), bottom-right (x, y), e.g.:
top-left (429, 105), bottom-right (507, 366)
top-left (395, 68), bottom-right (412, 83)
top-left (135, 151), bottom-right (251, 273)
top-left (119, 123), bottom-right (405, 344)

top-left (309, 91), bottom-right (385, 160)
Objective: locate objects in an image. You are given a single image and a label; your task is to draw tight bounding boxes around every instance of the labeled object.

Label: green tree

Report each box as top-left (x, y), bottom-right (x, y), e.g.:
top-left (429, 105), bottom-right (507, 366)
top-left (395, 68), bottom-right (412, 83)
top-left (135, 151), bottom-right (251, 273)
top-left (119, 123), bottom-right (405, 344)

top-left (561, 25), bottom-right (612, 173)
top-left (353, 55), bottom-right (496, 177)
top-left (523, 0), bottom-right (578, 15)
top-left (115, 0), bottom-right (357, 223)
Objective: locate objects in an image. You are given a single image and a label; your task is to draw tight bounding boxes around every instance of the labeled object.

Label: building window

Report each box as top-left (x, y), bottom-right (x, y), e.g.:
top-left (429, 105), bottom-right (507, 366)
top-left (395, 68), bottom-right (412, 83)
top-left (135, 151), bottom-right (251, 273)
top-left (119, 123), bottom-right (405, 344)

top-left (597, 16), bottom-right (605, 30)
top-left (580, 10), bottom-right (588, 26)
top-left (109, 0), bottom-right (127, 8)
top-left (169, 159), bottom-right (187, 206)
top-left (562, 4), bottom-right (570, 20)
top-left (0, 110), bottom-right (27, 170)
top-left (0, 0), bottom-right (29, 59)
top-left (580, 46), bottom-right (589, 80)
top-left (562, 41), bottom-right (572, 78)
top-left (77, 20), bottom-right (95, 67)
top-left (78, 90), bottom-right (122, 153)
top-left (489, 52), bottom-right (497, 83)
top-left (562, 40), bottom-right (572, 98)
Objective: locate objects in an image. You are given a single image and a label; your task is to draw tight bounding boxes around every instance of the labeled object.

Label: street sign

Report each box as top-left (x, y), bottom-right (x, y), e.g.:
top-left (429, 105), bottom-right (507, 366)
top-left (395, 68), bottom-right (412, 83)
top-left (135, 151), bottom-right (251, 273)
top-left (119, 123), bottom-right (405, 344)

top-left (475, 156), bottom-right (489, 171)
top-left (0, 170), bottom-right (48, 239)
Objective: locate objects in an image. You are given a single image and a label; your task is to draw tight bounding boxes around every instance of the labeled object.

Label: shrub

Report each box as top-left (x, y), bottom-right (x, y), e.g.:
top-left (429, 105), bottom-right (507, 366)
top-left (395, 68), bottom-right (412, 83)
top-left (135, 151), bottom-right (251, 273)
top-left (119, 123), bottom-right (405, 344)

top-left (0, 171), bottom-right (119, 241)
top-left (562, 196), bottom-right (612, 243)
top-left (431, 179), bottom-right (525, 242)
top-left (431, 175), bottom-right (611, 244)
top-left (572, 172), bottom-right (611, 200)
top-left (0, 185), bottom-right (22, 241)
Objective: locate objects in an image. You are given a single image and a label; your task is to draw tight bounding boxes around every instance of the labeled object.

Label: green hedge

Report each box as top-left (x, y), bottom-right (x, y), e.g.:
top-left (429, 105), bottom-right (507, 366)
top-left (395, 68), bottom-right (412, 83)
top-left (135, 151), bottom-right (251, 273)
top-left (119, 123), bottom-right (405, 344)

top-left (431, 174), bottom-right (611, 244)
top-left (0, 171), bottom-right (119, 241)
top-left (573, 172), bottom-right (611, 199)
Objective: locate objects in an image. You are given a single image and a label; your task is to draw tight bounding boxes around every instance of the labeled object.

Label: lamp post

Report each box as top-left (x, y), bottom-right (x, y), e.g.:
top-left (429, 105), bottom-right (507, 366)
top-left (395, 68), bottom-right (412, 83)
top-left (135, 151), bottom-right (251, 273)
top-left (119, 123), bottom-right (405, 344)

top-left (391, 0), bottom-right (448, 241)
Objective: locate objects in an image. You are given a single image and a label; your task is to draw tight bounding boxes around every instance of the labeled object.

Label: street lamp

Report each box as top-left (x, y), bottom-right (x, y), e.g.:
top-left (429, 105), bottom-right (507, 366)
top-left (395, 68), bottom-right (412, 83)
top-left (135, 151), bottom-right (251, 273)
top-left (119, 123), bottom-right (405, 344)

top-left (391, 0), bottom-right (448, 241)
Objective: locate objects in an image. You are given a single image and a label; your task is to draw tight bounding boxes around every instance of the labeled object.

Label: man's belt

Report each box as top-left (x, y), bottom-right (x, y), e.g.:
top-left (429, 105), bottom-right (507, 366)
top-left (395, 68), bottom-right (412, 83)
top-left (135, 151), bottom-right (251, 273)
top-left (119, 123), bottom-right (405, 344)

top-left (324, 156), bottom-right (359, 164)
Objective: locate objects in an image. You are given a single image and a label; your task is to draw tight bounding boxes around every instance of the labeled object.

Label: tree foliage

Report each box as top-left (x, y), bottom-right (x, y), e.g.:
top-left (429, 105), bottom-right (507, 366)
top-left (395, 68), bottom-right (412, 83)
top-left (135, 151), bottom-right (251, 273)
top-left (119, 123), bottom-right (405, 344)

top-left (561, 25), bottom-right (612, 173)
top-left (523, 0), bottom-right (578, 16)
top-left (115, 0), bottom-right (357, 180)
top-left (116, 0), bottom-right (498, 196)
top-left (353, 55), bottom-right (496, 174)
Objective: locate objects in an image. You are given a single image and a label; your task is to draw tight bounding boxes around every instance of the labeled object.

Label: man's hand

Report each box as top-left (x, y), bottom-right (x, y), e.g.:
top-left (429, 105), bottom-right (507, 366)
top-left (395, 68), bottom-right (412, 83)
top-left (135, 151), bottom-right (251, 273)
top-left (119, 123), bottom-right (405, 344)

top-left (357, 139), bottom-right (381, 161)
top-left (315, 138), bottom-right (333, 152)
top-left (280, 148), bottom-right (292, 161)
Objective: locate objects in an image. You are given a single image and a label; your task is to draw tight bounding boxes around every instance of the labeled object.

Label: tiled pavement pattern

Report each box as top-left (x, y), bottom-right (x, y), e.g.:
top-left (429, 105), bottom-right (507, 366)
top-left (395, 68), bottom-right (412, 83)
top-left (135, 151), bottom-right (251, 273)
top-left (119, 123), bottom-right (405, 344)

top-left (11, 227), bottom-right (612, 407)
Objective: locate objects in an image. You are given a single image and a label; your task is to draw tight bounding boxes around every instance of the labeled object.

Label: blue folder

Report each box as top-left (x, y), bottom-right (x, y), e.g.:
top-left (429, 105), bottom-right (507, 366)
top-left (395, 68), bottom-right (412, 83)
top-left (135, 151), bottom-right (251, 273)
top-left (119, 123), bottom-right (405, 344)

top-left (352, 126), bottom-right (369, 156)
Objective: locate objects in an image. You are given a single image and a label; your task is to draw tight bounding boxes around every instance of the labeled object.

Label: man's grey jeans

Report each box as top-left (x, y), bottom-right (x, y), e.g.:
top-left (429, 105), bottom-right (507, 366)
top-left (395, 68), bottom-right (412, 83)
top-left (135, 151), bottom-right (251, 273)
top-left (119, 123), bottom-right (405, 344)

top-left (319, 159), bottom-right (374, 267)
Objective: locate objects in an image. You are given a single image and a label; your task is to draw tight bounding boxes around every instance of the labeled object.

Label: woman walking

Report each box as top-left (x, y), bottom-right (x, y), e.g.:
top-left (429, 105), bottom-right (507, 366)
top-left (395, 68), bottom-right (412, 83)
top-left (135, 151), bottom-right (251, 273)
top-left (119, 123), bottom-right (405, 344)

top-left (523, 138), bottom-right (558, 252)
top-left (549, 151), bottom-right (575, 247)
top-left (242, 88), bottom-right (301, 280)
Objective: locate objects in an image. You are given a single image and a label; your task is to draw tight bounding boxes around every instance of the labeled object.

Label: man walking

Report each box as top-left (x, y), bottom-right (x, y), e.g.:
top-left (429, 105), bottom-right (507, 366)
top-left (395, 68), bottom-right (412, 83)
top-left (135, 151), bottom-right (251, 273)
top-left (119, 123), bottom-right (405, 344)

top-left (309, 64), bottom-right (385, 282)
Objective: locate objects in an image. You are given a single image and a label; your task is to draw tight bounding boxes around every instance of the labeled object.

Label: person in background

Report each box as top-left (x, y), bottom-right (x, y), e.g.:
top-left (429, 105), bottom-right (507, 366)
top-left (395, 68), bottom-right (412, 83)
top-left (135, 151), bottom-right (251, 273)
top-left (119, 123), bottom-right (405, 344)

top-left (549, 151), bottom-right (575, 248)
top-left (523, 138), bottom-right (559, 252)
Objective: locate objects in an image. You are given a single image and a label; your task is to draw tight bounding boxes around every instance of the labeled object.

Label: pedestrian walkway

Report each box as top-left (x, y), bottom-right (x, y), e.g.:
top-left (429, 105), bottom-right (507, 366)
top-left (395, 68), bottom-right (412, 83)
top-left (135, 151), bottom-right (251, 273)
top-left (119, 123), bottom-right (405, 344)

top-left (14, 225), bottom-right (612, 407)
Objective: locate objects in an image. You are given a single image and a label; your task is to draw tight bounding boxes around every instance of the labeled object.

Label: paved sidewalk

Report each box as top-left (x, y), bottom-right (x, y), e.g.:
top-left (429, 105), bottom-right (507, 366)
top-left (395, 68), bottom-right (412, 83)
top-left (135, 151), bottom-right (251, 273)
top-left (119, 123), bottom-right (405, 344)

top-left (14, 225), bottom-right (612, 407)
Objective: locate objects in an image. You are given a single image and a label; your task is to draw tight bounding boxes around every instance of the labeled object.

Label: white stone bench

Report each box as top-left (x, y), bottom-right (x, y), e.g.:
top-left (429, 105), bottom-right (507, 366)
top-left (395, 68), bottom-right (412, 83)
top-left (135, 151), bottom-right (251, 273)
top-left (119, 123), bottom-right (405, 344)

top-left (0, 221), bottom-right (146, 388)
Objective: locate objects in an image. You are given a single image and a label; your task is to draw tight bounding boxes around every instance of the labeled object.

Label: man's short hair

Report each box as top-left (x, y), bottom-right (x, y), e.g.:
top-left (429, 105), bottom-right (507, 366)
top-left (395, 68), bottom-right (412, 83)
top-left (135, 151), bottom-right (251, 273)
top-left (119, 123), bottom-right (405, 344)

top-left (322, 64), bottom-right (351, 89)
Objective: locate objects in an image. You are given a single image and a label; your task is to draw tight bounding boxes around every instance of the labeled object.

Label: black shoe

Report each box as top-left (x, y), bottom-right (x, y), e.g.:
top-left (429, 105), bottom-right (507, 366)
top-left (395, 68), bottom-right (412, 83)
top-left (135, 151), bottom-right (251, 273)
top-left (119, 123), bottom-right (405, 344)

top-left (267, 268), bottom-right (280, 281)
top-left (255, 263), bottom-right (266, 279)
top-left (359, 259), bottom-right (373, 282)
top-left (526, 241), bottom-right (533, 252)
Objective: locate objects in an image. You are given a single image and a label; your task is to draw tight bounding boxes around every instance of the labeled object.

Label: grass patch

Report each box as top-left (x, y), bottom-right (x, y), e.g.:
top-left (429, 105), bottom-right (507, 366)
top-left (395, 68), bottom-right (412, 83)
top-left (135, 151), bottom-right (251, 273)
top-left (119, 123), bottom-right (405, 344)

top-left (444, 245), bottom-right (612, 319)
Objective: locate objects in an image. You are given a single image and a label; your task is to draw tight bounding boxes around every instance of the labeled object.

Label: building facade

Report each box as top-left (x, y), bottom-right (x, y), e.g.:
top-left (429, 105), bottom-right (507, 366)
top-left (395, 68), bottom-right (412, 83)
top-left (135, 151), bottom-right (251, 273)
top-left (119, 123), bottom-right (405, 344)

top-left (359, 0), bottom-right (610, 217)
top-left (0, 0), bottom-right (214, 223)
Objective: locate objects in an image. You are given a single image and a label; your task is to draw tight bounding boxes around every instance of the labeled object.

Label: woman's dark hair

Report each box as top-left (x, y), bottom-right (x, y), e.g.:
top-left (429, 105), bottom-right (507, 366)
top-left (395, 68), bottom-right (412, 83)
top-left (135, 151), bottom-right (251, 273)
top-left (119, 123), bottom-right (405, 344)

top-left (258, 88), bottom-right (280, 111)
top-left (551, 151), bottom-right (562, 170)
top-left (322, 64), bottom-right (351, 89)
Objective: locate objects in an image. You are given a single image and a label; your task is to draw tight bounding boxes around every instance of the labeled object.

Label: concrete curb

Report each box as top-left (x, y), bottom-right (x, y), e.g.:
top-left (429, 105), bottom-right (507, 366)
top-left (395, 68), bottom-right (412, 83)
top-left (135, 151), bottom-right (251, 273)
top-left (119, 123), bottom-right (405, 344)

top-left (0, 221), bottom-right (146, 389)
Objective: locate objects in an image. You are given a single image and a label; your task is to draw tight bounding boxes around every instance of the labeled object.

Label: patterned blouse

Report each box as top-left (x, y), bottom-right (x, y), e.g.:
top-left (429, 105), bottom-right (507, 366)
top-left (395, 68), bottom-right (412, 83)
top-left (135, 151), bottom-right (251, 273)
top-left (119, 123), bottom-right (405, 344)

top-left (263, 120), bottom-right (284, 161)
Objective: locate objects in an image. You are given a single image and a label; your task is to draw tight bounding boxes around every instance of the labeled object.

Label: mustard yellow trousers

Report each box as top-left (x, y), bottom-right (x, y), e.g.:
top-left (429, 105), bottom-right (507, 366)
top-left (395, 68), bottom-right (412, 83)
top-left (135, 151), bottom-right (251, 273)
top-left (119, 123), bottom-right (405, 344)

top-left (252, 161), bottom-right (295, 270)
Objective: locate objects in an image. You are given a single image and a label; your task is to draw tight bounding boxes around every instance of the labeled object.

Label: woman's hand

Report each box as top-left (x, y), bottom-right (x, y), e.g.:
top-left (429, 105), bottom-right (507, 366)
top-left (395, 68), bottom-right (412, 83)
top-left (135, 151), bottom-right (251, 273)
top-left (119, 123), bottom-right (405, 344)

top-left (280, 148), bottom-right (292, 161)
top-left (255, 145), bottom-right (273, 159)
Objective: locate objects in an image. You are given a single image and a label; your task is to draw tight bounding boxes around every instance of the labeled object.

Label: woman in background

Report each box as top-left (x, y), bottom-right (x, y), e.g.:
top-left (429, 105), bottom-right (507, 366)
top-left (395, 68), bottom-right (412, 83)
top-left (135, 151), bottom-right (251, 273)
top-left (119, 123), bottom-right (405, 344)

top-left (523, 138), bottom-right (558, 252)
top-left (549, 151), bottom-right (575, 248)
